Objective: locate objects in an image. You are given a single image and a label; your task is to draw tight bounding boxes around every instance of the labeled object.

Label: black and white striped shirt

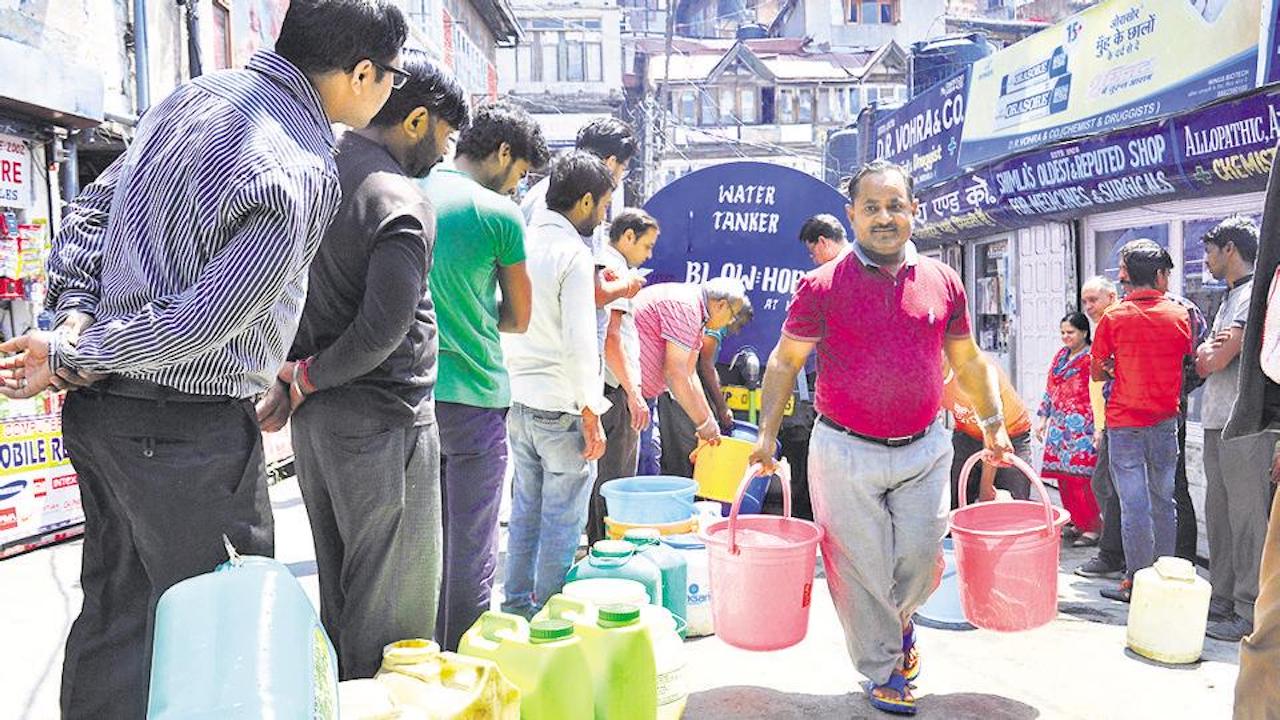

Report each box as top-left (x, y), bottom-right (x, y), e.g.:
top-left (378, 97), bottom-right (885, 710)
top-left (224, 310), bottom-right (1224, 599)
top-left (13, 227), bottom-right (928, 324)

top-left (46, 50), bottom-right (342, 398)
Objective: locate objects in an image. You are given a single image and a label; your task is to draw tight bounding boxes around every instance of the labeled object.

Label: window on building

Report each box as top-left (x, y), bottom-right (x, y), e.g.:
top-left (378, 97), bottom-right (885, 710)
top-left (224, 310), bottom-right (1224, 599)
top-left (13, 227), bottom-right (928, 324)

top-left (797, 88), bottom-right (814, 123)
top-left (779, 89), bottom-right (795, 124)
top-left (678, 90), bottom-right (697, 125)
top-left (849, 0), bottom-right (898, 24)
top-left (700, 91), bottom-right (719, 126)
top-left (555, 36), bottom-right (603, 82)
top-left (211, 0), bottom-right (232, 70)
top-left (848, 87), bottom-right (863, 117)
top-left (720, 87), bottom-right (737, 123)
top-left (739, 87), bottom-right (758, 124)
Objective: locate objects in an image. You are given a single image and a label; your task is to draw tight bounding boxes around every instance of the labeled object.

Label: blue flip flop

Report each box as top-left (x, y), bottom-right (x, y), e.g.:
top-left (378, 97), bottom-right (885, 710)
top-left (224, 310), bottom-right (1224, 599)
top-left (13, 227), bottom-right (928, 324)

top-left (863, 670), bottom-right (917, 716)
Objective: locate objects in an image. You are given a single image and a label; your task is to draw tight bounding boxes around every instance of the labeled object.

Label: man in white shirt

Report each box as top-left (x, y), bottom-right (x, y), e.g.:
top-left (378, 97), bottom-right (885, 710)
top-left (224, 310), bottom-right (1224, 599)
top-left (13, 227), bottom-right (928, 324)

top-left (588, 208), bottom-right (660, 543)
top-left (501, 151), bottom-right (616, 616)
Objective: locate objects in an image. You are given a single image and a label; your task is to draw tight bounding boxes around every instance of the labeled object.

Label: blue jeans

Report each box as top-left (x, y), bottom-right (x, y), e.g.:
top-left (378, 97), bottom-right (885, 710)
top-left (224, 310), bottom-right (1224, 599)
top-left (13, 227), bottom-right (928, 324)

top-left (637, 397), bottom-right (660, 476)
top-left (1108, 418), bottom-right (1179, 579)
top-left (502, 403), bottom-right (595, 617)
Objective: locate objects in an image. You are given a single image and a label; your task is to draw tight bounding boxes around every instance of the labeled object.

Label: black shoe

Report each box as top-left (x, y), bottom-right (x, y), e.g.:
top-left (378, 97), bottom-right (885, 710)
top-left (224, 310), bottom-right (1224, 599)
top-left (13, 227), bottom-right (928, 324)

top-left (1075, 556), bottom-right (1124, 579)
top-left (1206, 614), bottom-right (1253, 642)
top-left (1100, 579), bottom-right (1132, 603)
top-left (1209, 596), bottom-right (1235, 622)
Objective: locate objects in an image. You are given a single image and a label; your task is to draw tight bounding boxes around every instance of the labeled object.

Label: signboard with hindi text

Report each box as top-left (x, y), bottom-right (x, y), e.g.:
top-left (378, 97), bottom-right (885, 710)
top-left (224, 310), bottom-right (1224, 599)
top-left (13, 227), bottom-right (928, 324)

top-left (959, 0), bottom-right (1262, 168)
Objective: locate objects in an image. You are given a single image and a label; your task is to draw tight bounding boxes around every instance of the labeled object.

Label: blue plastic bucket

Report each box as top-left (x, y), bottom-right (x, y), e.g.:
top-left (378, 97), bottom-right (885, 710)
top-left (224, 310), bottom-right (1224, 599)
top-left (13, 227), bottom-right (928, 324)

top-left (601, 476), bottom-right (698, 524)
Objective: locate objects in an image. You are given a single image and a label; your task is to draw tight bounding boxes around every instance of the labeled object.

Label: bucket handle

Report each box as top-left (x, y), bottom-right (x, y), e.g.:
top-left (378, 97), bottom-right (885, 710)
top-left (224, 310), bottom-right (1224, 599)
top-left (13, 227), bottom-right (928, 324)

top-left (727, 459), bottom-right (791, 555)
top-left (957, 451), bottom-right (1058, 538)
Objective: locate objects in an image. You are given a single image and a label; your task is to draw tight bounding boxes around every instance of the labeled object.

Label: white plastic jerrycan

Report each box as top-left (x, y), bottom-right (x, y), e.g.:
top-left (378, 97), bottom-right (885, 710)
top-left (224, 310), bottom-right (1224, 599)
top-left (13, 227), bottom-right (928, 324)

top-left (1126, 556), bottom-right (1212, 664)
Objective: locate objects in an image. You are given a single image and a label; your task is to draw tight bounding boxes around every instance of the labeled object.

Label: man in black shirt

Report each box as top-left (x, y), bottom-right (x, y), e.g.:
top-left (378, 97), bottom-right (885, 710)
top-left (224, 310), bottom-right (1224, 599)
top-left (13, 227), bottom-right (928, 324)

top-left (257, 50), bottom-right (468, 680)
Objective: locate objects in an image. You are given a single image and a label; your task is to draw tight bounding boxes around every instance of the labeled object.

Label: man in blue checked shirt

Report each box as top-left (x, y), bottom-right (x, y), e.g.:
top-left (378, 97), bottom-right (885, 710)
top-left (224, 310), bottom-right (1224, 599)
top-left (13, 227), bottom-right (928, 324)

top-left (0, 2), bottom-right (408, 716)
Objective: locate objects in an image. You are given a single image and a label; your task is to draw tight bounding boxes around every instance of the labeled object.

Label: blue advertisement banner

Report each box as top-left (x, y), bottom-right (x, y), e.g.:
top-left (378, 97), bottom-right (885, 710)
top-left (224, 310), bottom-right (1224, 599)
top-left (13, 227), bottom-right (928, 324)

top-left (913, 87), bottom-right (1280, 244)
top-left (642, 162), bottom-right (849, 362)
top-left (873, 69), bottom-right (968, 188)
top-left (1266, 0), bottom-right (1280, 85)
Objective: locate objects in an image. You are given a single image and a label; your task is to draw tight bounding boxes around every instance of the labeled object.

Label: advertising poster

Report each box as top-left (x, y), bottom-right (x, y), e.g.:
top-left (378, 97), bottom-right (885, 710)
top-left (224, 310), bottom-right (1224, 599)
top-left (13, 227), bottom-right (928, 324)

top-left (0, 413), bottom-right (80, 552)
top-left (959, 0), bottom-right (1262, 167)
top-left (873, 69), bottom-right (969, 188)
top-left (1264, 0), bottom-right (1280, 86)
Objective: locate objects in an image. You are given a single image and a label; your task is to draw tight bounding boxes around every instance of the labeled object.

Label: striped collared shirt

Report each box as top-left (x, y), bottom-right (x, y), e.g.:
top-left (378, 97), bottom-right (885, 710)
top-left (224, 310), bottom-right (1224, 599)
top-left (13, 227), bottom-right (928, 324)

top-left (46, 50), bottom-right (342, 398)
top-left (633, 282), bottom-right (709, 400)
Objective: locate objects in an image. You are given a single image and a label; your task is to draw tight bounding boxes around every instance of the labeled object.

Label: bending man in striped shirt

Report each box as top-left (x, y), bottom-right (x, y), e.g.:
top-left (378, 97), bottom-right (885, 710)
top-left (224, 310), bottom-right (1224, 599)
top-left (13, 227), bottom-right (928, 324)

top-left (0, 2), bottom-right (408, 717)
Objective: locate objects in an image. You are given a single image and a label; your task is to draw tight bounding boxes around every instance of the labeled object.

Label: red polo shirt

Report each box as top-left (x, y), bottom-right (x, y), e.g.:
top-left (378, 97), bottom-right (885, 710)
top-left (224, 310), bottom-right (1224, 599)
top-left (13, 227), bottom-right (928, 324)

top-left (782, 244), bottom-right (971, 438)
top-left (1091, 289), bottom-right (1192, 429)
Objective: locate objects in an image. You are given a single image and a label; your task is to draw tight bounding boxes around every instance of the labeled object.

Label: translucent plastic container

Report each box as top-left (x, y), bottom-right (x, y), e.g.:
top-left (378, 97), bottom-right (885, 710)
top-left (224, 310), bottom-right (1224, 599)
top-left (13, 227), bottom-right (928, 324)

top-left (458, 612), bottom-right (593, 720)
top-left (375, 639), bottom-right (520, 719)
top-left (566, 540), bottom-right (664, 607)
top-left (624, 528), bottom-right (689, 631)
top-left (1127, 556), bottom-right (1212, 664)
top-left (147, 554), bottom-right (338, 719)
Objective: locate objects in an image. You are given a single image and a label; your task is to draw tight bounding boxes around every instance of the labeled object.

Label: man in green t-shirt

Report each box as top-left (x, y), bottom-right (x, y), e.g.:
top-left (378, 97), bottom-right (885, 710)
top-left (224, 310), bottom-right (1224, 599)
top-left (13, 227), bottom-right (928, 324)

top-left (422, 101), bottom-right (548, 650)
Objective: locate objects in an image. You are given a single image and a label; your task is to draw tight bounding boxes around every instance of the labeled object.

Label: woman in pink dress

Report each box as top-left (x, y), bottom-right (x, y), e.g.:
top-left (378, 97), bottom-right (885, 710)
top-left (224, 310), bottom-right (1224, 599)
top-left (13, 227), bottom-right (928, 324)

top-left (1035, 312), bottom-right (1101, 545)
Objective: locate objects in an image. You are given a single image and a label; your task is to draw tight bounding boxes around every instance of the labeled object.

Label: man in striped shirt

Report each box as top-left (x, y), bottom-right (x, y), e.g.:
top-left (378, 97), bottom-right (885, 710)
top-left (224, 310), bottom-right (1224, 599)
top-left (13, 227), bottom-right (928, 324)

top-left (0, 2), bottom-right (408, 716)
top-left (632, 278), bottom-right (747, 473)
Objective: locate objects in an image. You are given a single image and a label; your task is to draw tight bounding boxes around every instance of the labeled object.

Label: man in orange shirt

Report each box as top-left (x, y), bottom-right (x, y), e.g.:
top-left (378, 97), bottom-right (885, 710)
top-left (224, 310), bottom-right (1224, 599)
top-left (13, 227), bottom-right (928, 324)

top-left (1091, 239), bottom-right (1193, 601)
top-left (941, 361), bottom-right (1033, 504)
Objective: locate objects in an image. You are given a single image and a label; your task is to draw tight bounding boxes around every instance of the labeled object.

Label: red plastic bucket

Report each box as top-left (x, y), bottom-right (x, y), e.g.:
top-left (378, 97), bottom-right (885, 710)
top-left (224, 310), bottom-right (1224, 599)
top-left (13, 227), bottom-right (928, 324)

top-left (699, 461), bottom-right (824, 650)
top-left (949, 452), bottom-right (1070, 632)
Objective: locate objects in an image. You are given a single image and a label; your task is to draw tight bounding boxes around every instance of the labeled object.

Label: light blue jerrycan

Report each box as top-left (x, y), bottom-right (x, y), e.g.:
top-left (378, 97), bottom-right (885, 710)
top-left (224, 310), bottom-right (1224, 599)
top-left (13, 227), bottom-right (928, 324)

top-left (147, 536), bottom-right (339, 719)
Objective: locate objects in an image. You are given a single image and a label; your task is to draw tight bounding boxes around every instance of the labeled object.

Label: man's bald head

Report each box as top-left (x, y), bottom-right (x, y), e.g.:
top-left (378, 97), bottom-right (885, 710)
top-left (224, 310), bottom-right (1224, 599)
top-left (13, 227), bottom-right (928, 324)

top-left (1081, 275), bottom-right (1118, 324)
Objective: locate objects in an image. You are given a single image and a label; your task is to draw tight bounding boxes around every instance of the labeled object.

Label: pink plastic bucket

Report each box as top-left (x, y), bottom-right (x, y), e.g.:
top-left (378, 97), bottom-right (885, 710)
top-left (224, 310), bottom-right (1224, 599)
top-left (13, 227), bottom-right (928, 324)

top-left (699, 461), bottom-right (824, 650)
top-left (949, 452), bottom-right (1070, 632)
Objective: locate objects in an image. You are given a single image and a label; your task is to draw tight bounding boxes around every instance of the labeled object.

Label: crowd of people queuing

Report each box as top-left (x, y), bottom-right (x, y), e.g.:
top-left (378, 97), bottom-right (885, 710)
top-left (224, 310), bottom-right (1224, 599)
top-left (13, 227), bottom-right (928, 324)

top-left (0, 1), bottom-right (1276, 717)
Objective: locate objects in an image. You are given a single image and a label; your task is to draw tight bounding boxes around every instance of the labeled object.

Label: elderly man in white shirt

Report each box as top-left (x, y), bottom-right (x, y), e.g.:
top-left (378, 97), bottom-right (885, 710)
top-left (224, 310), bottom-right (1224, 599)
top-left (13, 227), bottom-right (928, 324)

top-left (501, 151), bottom-right (616, 617)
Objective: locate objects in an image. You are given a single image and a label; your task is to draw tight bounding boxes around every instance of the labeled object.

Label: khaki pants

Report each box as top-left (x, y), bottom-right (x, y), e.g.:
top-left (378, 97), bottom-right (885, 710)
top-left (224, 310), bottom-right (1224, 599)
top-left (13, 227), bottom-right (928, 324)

top-left (1235, 482), bottom-right (1280, 719)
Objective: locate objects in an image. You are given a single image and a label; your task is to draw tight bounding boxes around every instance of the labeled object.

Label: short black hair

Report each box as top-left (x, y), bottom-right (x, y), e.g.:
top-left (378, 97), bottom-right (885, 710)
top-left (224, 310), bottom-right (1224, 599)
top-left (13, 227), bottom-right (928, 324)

top-left (1119, 239), bottom-right (1174, 288)
top-left (455, 100), bottom-right (551, 168)
top-left (275, 0), bottom-right (407, 76)
top-left (1203, 215), bottom-right (1259, 263)
top-left (609, 208), bottom-right (659, 244)
top-left (799, 214), bottom-right (847, 245)
top-left (846, 159), bottom-right (914, 202)
top-left (1061, 311), bottom-right (1091, 345)
top-left (577, 118), bottom-right (636, 164)
top-left (546, 151), bottom-right (615, 213)
top-left (368, 49), bottom-right (469, 130)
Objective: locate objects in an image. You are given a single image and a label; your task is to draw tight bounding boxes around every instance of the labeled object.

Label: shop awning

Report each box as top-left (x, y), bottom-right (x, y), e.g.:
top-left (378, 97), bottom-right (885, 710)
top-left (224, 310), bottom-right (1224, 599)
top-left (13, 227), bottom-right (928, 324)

top-left (0, 37), bottom-right (103, 130)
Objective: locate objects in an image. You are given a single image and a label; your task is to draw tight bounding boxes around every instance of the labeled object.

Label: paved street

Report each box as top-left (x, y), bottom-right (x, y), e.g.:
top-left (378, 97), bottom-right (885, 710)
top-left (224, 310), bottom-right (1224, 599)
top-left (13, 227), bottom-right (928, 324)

top-left (1, 476), bottom-right (1239, 720)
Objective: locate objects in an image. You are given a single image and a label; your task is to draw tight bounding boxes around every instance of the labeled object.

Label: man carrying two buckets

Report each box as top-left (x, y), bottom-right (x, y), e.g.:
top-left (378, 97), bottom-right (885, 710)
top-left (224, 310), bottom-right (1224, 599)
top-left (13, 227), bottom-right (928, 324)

top-left (748, 159), bottom-right (1013, 715)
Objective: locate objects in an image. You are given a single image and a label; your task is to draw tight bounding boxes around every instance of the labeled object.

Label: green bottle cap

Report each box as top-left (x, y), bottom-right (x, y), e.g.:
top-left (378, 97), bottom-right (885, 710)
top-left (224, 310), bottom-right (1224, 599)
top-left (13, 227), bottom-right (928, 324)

top-left (623, 528), bottom-right (661, 546)
top-left (591, 540), bottom-right (636, 558)
top-left (529, 619), bottom-right (574, 643)
top-left (597, 604), bottom-right (641, 627)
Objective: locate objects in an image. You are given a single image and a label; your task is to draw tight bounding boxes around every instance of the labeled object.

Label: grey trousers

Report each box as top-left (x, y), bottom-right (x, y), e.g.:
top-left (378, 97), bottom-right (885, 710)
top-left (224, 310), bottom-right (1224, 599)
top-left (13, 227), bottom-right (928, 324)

top-left (291, 391), bottom-right (442, 680)
top-left (1204, 429), bottom-right (1273, 622)
top-left (809, 419), bottom-right (952, 686)
top-left (658, 391), bottom-right (699, 478)
top-left (590, 383), bottom-right (639, 544)
top-left (60, 389), bottom-right (273, 719)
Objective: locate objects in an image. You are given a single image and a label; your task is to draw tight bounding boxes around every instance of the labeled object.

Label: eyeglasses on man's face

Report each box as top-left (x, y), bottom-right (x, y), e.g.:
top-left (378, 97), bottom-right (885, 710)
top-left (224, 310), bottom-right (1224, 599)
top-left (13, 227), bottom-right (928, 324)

top-left (370, 59), bottom-right (410, 90)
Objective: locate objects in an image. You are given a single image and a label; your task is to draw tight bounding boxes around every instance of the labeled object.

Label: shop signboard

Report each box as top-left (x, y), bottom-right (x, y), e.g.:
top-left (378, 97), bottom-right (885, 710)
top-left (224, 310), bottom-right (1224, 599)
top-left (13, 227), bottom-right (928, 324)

top-left (913, 86), bottom-right (1280, 244)
top-left (642, 162), bottom-right (849, 361)
top-left (873, 69), bottom-right (968, 188)
top-left (959, 0), bottom-right (1262, 168)
top-left (0, 134), bottom-right (29, 208)
top-left (0, 413), bottom-right (81, 551)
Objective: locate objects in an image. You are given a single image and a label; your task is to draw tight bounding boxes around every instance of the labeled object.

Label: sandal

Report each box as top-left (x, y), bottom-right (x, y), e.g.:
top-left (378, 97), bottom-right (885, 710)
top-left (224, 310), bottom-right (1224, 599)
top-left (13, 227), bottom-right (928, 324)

top-left (1072, 532), bottom-right (1099, 548)
top-left (901, 621), bottom-right (920, 683)
top-left (864, 670), bottom-right (917, 715)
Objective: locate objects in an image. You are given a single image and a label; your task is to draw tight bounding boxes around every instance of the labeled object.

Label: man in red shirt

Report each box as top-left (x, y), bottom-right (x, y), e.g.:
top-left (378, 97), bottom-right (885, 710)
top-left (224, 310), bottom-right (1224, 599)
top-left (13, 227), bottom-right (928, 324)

top-left (1091, 239), bottom-right (1193, 601)
top-left (749, 160), bottom-right (1011, 715)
